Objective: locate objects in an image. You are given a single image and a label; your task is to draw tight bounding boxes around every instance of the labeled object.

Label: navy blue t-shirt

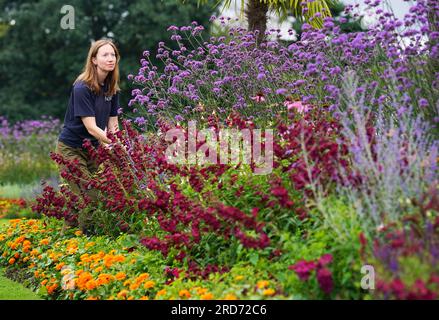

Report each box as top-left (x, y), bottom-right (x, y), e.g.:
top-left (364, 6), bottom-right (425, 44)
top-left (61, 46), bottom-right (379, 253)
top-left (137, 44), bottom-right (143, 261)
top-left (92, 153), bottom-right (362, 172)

top-left (59, 81), bottom-right (119, 149)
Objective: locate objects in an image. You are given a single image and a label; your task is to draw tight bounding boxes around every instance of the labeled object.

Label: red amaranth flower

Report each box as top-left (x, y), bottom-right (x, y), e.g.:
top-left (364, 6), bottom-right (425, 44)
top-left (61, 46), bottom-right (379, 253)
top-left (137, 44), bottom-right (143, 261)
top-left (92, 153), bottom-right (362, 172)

top-left (316, 268), bottom-right (333, 294)
top-left (288, 260), bottom-right (317, 281)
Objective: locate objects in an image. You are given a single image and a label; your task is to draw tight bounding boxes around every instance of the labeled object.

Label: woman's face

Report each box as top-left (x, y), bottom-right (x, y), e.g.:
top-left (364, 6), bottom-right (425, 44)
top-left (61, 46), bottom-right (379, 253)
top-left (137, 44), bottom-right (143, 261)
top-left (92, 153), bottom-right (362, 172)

top-left (92, 44), bottom-right (116, 73)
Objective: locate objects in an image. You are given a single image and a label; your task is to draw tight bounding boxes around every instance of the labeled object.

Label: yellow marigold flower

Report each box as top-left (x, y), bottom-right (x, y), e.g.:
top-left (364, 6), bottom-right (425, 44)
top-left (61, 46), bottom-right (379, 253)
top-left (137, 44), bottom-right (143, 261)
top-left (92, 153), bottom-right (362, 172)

top-left (196, 288), bottom-right (208, 295)
top-left (137, 273), bottom-right (149, 282)
top-left (74, 230), bottom-right (82, 236)
top-left (179, 289), bottom-right (191, 299)
top-left (123, 280), bottom-right (131, 287)
top-left (262, 288), bottom-right (275, 296)
top-left (143, 280), bottom-right (155, 289)
top-left (115, 272), bottom-right (126, 281)
top-left (257, 280), bottom-right (269, 289)
top-left (95, 266), bottom-right (103, 273)
top-left (140, 296), bottom-right (149, 300)
top-left (155, 289), bottom-right (166, 298)
top-left (61, 268), bottom-right (72, 277)
top-left (223, 294), bottom-right (237, 300)
top-left (2, 252), bottom-right (7, 257)
top-left (117, 290), bottom-right (129, 299)
top-left (30, 249), bottom-right (39, 256)
top-left (127, 296), bottom-right (135, 300)
top-left (85, 242), bottom-right (95, 248)
top-left (200, 292), bottom-right (214, 300)
top-left (23, 257), bottom-right (30, 262)
top-left (86, 296), bottom-right (98, 300)
top-left (235, 275), bottom-right (244, 281)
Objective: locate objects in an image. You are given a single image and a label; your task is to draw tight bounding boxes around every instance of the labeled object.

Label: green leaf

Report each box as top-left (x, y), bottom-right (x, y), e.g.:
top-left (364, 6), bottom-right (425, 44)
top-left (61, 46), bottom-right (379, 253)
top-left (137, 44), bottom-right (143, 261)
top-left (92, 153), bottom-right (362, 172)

top-left (249, 252), bottom-right (259, 266)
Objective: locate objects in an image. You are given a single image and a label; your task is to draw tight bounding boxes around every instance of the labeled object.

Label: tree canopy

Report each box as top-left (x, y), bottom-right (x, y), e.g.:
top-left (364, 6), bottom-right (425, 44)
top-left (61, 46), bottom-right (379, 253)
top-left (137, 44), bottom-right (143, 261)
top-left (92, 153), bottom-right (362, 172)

top-left (0, 0), bottom-right (217, 123)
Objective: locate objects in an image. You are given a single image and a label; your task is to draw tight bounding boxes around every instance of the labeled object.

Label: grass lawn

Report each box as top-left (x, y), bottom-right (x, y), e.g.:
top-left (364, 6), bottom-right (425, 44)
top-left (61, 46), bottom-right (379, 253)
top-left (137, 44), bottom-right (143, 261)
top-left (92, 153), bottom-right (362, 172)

top-left (0, 269), bottom-right (41, 300)
top-left (0, 219), bottom-right (9, 227)
top-left (0, 219), bottom-right (41, 300)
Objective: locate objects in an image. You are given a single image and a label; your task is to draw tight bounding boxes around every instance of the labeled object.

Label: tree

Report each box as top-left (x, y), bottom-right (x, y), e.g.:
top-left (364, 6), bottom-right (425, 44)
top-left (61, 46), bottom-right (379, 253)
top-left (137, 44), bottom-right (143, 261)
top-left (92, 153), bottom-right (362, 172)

top-left (0, 0), bottom-right (217, 123)
top-left (194, 0), bottom-right (337, 43)
top-left (291, 0), bottom-right (367, 42)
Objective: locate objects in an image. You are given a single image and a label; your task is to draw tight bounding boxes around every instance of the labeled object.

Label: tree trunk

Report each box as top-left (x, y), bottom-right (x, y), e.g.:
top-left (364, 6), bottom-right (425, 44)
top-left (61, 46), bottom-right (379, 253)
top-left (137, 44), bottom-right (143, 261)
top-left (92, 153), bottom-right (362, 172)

top-left (245, 0), bottom-right (269, 45)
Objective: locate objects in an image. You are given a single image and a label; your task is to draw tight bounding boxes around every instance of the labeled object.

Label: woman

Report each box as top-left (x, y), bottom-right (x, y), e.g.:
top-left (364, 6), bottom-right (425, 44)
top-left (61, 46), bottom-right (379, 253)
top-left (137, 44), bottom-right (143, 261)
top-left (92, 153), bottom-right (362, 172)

top-left (56, 39), bottom-right (121, 234)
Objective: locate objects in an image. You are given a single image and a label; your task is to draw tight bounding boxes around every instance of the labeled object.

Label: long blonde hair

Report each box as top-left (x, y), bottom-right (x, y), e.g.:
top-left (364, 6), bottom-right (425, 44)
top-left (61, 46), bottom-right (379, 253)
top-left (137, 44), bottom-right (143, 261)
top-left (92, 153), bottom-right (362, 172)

top-left (74, 39), bottom-right (120, 96)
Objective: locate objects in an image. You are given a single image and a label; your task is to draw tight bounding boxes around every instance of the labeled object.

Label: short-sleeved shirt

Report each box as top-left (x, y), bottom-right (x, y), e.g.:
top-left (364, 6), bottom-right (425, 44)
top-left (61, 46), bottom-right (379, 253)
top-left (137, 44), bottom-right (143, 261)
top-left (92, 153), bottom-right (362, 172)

top-left (58, 80), bottom-right (119, 149)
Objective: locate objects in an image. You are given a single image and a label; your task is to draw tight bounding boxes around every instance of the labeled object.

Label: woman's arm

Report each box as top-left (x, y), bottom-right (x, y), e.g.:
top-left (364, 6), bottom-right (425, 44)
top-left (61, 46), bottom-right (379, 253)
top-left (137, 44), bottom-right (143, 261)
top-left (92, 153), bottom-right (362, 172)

top-left (81, 116), bottom-right (112, 144)
top-left (107, 116), bottom-right (119, 134)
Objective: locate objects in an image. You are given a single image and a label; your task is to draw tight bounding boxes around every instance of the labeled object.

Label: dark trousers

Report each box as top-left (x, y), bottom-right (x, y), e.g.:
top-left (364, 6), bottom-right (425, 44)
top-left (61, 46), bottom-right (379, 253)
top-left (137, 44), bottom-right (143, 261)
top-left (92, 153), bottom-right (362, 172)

top-left (55, 140), bottom-right (100, 231)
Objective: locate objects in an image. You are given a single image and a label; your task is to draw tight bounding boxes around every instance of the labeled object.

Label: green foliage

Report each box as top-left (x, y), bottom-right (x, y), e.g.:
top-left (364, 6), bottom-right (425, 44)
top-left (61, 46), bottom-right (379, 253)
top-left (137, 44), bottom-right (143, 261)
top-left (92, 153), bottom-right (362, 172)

top-left (291, 0), bottom-right (367, 41)
top-left (0, 0), bottom-right (217, 123)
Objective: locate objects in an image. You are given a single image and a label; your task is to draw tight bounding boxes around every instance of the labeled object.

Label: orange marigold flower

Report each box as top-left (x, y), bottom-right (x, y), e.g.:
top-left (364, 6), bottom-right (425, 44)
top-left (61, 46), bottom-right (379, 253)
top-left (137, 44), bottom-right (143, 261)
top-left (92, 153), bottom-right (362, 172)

top-left (200, 292), bottom-right (214, 300)
top-left (47, 284), bottom-right (58, 295)
top-left (14, 252), bottom-right (20, 259)
top-left (74, 230), bottom-right (82, 236)
top-left (117, 290), bottom-right (129, 300)
top-left (55, 262), bottom-right (65, 271)
top-left (129, 283), bottom-right (140, 291)
top-left (85, 280), bottom-right (97, 291)
top-left (140, 296), bottom-right (149, 300)
top-left (143, 280), bottom-right (155, 289)
top-left (39, 239), bottom-right (50, 245)
top-left (115, 272), bottom-right (126, 281)
top-left (179, 289), bottom-right (191, 298)
top-left (155, 289), bottom-right (166, 298)
top-left (8, 258), bottom-right (15, 265)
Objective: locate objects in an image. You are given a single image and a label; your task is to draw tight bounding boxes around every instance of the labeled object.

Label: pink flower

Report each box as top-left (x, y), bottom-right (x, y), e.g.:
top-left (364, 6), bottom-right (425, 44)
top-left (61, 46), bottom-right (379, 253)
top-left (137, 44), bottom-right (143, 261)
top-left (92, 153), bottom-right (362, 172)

top-left (250, 92), bottom-right (266, 103)
top-left (284, 100), bottom-right (310, 113)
